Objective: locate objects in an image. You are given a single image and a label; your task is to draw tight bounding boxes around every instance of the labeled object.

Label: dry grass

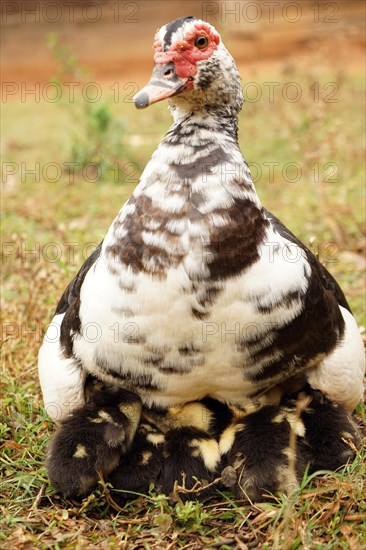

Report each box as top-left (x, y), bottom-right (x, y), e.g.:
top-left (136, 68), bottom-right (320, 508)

top-left (1, 54), bottom-right (365, 548)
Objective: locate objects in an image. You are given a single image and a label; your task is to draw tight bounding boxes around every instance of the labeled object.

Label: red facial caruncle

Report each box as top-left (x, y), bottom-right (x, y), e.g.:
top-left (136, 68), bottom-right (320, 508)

top-left (154, 23), bottom-right (220, 80)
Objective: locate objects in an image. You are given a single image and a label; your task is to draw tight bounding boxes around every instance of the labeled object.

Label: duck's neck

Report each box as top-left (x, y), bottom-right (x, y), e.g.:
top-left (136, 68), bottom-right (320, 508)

top-left (137, 106), bottom-right (260, 211)
top-left (107, 106), bottom-right (266, 280)
top-left (168, 103), bottom-right (240, 144)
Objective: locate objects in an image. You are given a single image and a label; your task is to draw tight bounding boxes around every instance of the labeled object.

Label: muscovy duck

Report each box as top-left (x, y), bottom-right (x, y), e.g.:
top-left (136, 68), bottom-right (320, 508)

top-left (40, 16), bottom-right (364, 500)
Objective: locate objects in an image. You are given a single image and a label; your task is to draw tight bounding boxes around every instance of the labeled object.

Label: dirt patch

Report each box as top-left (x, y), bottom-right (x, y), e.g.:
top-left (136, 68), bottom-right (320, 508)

top-left (1, 0), bottom-right (364, 89)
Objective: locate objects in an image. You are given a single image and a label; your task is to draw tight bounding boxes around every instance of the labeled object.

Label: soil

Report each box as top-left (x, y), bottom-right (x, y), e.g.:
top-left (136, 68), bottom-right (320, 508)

top-left (1, 0), bottom-right (365, 91)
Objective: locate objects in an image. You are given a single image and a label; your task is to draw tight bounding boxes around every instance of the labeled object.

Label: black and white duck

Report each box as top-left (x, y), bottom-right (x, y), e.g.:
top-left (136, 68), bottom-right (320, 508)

top-left (39, 16), bottom-right (365, 500)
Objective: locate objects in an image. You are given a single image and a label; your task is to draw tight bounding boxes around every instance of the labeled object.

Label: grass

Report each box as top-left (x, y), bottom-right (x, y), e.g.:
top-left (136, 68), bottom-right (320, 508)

top-left (1, 55), bottom-right (365, 548)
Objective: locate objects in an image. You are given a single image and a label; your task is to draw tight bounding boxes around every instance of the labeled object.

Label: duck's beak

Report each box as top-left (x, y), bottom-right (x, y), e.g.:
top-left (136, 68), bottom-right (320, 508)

top-left (133, 62), bottom-right (192, 109)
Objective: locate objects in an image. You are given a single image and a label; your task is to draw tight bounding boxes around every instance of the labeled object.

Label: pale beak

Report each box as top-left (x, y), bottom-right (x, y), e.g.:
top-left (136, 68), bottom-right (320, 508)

top-left (133, 62), bottom-right (192, 109)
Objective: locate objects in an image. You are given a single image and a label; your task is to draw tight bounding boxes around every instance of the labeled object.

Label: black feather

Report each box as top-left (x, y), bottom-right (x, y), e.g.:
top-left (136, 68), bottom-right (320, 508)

top-left (163, 16), bottom-right (196, 48)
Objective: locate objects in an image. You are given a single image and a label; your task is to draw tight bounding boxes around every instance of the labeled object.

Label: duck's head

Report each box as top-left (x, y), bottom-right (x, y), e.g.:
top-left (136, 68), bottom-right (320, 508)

top-left (134, 16), bottom-right (243, 116)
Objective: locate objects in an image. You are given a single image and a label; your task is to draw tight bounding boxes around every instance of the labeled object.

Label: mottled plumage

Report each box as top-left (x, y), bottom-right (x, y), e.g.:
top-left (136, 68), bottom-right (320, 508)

top-left (39, 16), bottom-right (365, 501)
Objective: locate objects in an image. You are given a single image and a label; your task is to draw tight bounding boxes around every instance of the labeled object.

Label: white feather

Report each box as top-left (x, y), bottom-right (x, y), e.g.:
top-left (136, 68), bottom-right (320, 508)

top-left (306, 306), bottom-right (365, 410)
top-left (38, 313), bottom-right (86, 422)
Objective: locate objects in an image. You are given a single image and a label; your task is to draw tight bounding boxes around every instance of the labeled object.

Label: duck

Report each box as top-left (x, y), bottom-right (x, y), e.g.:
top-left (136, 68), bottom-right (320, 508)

top-left (46, 381), bottom-right (141, 497)
top-left (39, 16), bottom-right (365, 500)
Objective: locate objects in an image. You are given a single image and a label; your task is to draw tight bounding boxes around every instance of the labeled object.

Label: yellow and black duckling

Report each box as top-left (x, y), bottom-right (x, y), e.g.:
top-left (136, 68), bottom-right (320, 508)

top-left (156, 398), bottom-right (233, 501)
top-left (219, 386), bottom-right (361, 501)
top-left (109, 399), bottom-right (233, 502)
top-left (46, 382), bottom-right (142, 498)
top-left (219, 401), bottom-right (306, 500)
top-left (108, 415), bottom-right (165, 498)
top-left (295, 388), bottom-right (361, 473)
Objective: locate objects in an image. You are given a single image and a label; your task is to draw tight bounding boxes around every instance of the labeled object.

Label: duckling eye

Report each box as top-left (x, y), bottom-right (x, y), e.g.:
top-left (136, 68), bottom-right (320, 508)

top-left (195, 35), bottom-right (208, 50)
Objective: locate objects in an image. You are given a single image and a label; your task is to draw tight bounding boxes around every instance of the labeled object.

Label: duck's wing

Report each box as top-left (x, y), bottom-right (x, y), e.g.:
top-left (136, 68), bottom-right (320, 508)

top-left (264, 209), bottom-right (350, 312)
top-left (265, 210), bottom-right (364, 410)
top-left (55, 241), bottom-right (103, 315)
top-left (38, 242), bottom-right (103, 422)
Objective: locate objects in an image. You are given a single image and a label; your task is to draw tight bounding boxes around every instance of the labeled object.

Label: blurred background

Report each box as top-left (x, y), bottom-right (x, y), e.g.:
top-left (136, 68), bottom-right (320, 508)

top-left (1, 0), bottom-right (365, 81)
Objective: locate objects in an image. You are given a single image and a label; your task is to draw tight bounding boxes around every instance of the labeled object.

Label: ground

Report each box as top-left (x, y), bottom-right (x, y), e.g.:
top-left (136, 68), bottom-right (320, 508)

top-left (1, 36), bottom-right (366, 549)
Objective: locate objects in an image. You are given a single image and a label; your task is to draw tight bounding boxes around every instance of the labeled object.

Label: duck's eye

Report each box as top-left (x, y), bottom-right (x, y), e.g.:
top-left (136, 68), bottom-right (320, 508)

top-left (195, 35), bottom-right (208, 50)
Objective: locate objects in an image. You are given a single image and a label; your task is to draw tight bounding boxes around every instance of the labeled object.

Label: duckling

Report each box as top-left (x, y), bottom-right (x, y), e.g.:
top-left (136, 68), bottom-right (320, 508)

top-left (220, 402), bottom-right (305, 501)
top-left (46, 384), bottom-right (142, 498)
top-left (108, 415), bottom-right (165, 499)
top-left (156, 399), bottom-right (233, 501)
top-left (109, 399), bottom-right (234, 502)
top-left (220, 386), bottom-right (362, 501)
top-left (291, 388), bottom-right (362, 473)
top-left (160, 426), bottom-right (221, 501)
